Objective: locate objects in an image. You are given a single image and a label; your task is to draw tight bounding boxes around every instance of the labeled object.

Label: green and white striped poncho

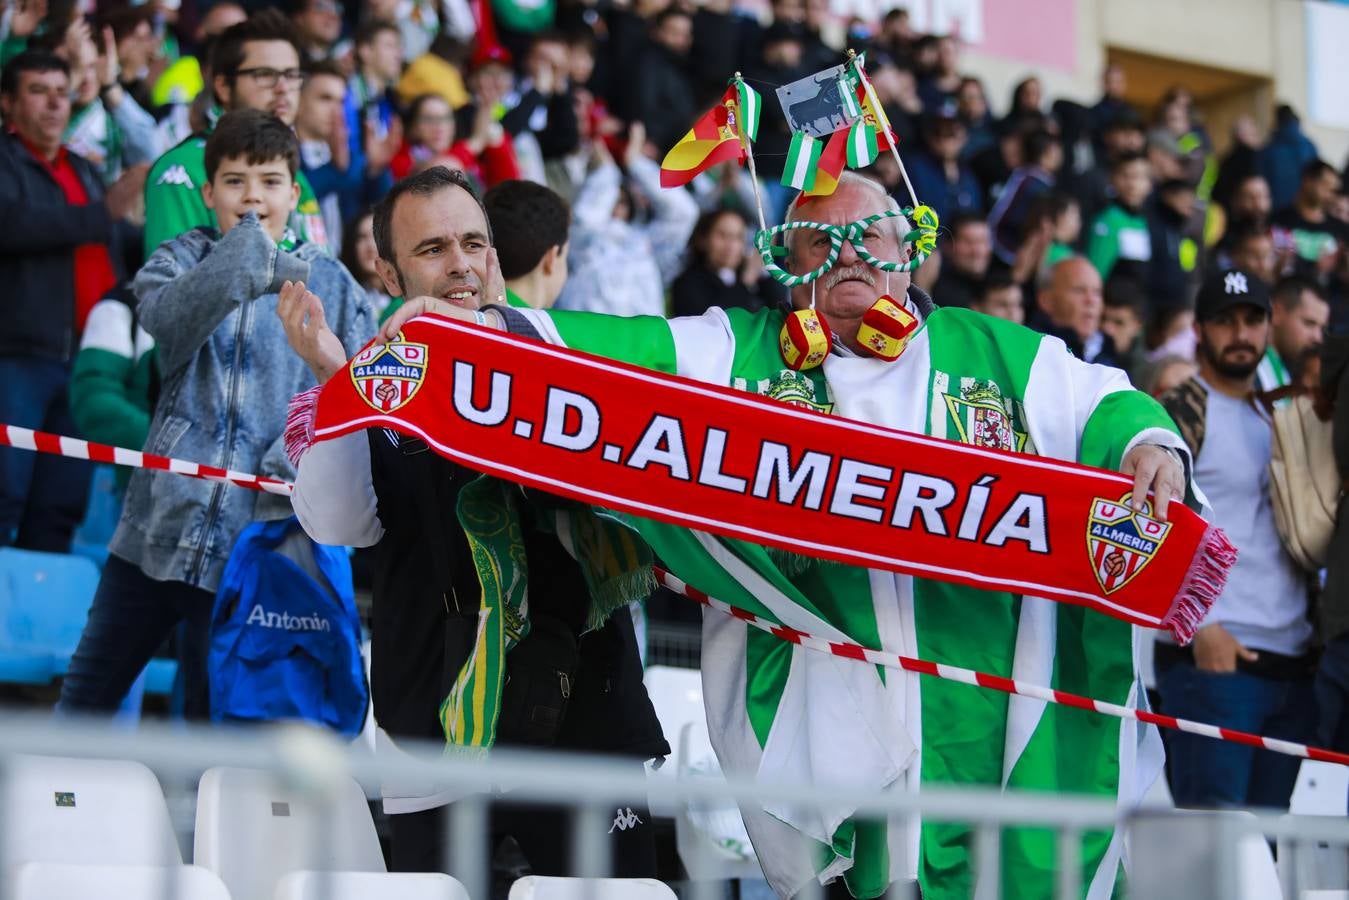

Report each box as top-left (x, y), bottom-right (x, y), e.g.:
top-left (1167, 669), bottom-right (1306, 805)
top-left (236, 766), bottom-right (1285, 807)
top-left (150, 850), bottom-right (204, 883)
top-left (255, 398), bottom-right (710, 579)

top-left (510, 303), bottom-right (1192, 899)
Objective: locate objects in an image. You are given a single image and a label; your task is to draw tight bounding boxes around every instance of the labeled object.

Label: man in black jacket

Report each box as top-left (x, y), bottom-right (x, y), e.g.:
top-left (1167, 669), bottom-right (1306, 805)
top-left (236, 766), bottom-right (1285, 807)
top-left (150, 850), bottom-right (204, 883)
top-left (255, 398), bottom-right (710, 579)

top-left (0, 51), bottom-right (145, 551)
top-left (281, 166), bottom-right (668, 879)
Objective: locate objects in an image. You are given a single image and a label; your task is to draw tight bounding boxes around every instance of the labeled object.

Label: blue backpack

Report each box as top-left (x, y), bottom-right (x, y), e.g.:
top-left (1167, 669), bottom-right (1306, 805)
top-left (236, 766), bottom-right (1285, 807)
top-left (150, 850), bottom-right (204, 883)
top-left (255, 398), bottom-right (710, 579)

top-left (209, 517), bottom-right (368, 736)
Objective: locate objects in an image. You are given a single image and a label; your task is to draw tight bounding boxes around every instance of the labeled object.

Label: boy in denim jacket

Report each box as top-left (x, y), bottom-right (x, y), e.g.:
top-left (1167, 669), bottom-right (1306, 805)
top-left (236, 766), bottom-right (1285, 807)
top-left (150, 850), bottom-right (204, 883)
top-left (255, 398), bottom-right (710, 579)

top-left (59, 109), bottom-right (376, 718)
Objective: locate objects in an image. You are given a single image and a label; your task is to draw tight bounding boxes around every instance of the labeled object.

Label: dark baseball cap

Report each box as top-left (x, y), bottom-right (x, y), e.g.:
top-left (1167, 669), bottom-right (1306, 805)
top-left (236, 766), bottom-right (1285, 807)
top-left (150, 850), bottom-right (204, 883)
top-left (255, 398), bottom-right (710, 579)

top-left (1195, 268), bottom-right (1271, 321)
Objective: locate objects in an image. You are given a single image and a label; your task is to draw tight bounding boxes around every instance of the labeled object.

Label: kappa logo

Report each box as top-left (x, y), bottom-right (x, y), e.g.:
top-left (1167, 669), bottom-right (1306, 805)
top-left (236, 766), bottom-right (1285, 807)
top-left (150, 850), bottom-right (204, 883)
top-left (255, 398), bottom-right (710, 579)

top-left (1086, 493), bottom-right (1172, 594)
top-left (349, 336), bottom-right (429, 412)
top-left (607, 807), bottom-right (644, 833)
top-left (156, 164), bottom-right (194, 188)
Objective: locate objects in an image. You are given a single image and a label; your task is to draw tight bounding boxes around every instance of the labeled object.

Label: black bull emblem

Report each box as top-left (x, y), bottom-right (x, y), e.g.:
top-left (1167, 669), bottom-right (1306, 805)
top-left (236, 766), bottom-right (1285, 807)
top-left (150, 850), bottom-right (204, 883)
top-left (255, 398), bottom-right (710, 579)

top-left (788, 75), bottom-right (846, 134)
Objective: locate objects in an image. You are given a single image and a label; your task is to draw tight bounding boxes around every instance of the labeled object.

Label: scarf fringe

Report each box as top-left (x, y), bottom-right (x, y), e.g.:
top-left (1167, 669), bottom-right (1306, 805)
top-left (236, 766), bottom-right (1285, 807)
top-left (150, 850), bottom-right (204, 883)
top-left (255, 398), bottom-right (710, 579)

top-left (1163, 524), bottom-right (1238, 645)
top-left (585, 566), bottom-right (658, 632)
top-left (284, 386), bottom-right (323, 466)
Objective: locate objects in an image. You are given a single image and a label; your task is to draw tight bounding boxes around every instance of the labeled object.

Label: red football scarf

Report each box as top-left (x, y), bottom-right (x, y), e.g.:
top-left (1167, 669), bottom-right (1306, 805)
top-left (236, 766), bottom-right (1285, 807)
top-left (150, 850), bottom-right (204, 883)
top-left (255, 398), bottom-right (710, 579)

top-left (302, 315), bottom-right (1234, 642)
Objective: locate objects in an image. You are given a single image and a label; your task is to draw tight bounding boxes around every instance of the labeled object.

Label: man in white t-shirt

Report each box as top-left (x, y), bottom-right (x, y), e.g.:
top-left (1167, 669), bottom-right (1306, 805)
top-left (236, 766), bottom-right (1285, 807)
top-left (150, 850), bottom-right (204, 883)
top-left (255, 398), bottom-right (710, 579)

top-left (1157, 268), bottom-right (1317, 809)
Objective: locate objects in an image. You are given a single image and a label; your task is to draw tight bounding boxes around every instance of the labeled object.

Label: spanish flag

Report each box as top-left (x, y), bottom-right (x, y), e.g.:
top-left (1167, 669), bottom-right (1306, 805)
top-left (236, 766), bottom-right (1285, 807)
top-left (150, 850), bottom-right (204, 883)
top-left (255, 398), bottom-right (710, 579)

top-left (855, 82), bottom-right (894, 152)
top-left (659, 87), bottom-right (745, 188)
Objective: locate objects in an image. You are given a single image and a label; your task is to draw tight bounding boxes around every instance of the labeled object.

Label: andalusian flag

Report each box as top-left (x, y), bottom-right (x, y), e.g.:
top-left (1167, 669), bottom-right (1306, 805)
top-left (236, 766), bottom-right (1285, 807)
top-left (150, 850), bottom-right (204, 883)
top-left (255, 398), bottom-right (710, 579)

top-left (505, 302), bottom-right (1188, 899)
top-left (736, 80), bottom-right (761, 143)
top-left (780, 131), bottom-right (822, 191)
top-left (802, 127), bottom-right (850, 198)
top-left (838, 75), bottom-right (861, 119)
top-left (660, 84), bottom-right (757, 188)
top-left (846, 119), bottom-right (879, 168)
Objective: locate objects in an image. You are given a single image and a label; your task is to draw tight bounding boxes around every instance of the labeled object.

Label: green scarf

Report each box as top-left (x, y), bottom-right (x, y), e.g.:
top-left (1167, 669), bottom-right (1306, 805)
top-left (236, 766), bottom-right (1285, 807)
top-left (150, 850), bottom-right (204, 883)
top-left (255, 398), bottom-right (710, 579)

top-left (439, 476), bottom-right (655, 753)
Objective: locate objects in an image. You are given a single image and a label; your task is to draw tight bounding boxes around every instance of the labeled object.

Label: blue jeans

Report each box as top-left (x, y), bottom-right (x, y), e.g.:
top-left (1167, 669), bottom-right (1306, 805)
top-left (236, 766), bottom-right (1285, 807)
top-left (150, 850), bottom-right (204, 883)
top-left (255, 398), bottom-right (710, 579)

top-left (0, 356), bottom-right (93, 552)
top-left (57, 554), bottom-right (213, 719)
top-left (1158, 658), bottom-right (1317, 809)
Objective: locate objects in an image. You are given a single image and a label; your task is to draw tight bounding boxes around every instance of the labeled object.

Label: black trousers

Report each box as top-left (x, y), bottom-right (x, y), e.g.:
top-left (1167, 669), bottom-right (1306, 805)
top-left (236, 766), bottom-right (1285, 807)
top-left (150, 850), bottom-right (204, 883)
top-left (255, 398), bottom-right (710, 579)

top-left (388, 767), bottom-right (658, 882)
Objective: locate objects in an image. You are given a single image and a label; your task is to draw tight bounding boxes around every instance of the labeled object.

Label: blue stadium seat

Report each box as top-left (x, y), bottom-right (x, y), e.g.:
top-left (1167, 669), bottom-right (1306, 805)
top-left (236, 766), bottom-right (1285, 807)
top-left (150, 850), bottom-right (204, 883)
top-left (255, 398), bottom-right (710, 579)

top-left (0, 549), bottom-right (99, 685)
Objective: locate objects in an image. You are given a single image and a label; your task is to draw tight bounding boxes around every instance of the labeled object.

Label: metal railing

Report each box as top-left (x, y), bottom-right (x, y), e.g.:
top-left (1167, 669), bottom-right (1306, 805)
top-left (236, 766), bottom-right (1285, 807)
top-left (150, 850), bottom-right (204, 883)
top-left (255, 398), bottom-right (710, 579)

top-left (0, 709), bottom-right (1345, 900)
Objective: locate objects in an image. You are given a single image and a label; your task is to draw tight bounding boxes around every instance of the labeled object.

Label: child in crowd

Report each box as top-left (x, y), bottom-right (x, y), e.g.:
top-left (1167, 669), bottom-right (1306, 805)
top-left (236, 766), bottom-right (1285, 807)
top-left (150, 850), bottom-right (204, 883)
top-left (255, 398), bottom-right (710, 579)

top-left (57, 109), bottom-right (375, 719)
top-left (340, 207), bottom-right (395, 320)
top-left (1087, 151), bottom-right (1153, 283)
top-left (389, 92), bottom-right (519, 187)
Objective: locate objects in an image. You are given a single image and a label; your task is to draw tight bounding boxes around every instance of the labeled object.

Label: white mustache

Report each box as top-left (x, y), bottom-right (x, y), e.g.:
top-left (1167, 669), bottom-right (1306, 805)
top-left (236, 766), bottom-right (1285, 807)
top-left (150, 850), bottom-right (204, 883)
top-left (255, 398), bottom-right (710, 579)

top-left (823, 264), bottom-right (876, 292)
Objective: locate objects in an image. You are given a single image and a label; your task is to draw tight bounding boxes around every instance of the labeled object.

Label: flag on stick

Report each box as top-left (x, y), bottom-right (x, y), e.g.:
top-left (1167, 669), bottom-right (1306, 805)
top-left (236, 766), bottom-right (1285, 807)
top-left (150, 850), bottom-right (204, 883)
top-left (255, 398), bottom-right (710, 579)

top-left (659, 87), bottom-right (745, 188)
top-left (802, 127), bottom-right (850, 198)
top-left (780, 131), bottom-right (823, 191)
top-left (736, 80), bottom-right (761, 143)
top-left (846, 119), bottom-right (879, 168)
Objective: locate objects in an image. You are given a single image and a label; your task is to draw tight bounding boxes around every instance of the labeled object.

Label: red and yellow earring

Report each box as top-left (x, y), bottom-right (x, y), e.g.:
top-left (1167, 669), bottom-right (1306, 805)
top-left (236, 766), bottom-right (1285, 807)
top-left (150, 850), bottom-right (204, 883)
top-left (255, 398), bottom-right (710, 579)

top-left (780, 307), bottom-right (832, 370)
top-left (856, 295), bottom-right (918, 361)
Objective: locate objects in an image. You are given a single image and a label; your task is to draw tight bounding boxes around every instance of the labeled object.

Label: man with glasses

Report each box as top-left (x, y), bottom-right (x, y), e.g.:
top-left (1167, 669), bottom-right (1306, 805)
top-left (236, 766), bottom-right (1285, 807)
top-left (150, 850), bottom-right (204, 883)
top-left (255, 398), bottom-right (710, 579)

top-left (143, 9), bottom-right (329, 255)
top-left (368, 169), bottom-right (1196, 897)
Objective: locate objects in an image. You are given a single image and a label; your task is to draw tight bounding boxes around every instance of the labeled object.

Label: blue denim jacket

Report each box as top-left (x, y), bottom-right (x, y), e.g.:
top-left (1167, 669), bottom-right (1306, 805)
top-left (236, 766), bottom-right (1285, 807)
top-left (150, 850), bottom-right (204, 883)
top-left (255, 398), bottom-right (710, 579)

top-left (112, 213), bottom-right (376, 592)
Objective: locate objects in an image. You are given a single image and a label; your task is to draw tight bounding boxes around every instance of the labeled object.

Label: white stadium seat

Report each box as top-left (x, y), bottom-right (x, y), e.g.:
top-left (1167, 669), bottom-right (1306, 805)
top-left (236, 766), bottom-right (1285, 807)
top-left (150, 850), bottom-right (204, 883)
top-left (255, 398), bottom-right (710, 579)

top-left (274, 870), bottom-right (470, 900)
top-left (194, 766), bottom-right (384, 900)
top-left (0, 754), bottom-right (181, 870)
top-left (11, 861), bottom-right (229, 900)
top-left (508, 875), bottom-right (677, 898)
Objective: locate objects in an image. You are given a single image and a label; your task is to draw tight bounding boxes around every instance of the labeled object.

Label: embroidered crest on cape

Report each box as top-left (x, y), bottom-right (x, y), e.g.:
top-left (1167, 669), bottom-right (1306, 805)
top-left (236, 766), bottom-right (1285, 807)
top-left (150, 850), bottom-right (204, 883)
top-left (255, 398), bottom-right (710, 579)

top-left (732, 369), bottom-right (834, 413)
top-left (942, 380), bottom-right (1029, 452)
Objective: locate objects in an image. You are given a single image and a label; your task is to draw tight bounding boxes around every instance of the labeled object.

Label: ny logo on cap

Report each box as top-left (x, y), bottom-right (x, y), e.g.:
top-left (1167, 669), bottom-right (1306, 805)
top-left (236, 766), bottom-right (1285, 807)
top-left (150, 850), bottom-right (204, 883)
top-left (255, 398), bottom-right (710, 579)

top-left (1224, 272), bottom-right (1249, 295)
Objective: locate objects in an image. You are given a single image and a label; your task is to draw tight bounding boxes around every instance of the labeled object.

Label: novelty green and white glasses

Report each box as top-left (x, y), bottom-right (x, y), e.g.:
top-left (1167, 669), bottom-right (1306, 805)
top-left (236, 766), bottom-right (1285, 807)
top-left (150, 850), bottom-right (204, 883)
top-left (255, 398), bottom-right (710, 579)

top-left (754, 205), bottom-right (940, 288)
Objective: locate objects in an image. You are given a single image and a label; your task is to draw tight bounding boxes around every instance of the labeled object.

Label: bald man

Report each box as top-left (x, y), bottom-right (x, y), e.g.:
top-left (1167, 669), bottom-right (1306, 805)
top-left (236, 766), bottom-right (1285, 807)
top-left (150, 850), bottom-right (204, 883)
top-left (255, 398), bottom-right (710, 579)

top-left (1032, 256), bottom-right (1124, 369)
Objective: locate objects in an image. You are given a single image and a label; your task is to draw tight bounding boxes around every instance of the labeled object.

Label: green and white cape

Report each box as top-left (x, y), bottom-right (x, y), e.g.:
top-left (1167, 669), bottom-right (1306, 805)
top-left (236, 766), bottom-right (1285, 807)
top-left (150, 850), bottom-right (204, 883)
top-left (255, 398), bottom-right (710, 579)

top-left (509, 303), bottom-right (1193, 899)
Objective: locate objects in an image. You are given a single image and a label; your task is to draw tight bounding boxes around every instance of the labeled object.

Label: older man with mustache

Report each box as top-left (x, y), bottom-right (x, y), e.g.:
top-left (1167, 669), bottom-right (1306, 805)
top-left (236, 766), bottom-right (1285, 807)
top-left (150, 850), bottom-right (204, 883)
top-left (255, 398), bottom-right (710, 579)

top-left (296, 169), bottom-right (1195, 899)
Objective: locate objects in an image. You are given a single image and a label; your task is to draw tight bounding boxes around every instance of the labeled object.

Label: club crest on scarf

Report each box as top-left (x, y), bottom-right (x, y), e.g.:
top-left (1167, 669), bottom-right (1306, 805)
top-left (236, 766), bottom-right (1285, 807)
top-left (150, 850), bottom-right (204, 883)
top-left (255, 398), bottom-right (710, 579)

top-left (942, 381), bottom-right (1030, 452)
top-left (1087, 494), bottom-right (1173, 594)
top-left (349, 335), bottom-right (429, 413)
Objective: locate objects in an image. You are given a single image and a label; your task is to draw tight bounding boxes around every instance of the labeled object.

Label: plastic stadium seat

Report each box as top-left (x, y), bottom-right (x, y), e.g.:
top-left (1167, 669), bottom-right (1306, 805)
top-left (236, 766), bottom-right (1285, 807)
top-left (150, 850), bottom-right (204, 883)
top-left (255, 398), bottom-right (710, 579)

top-left (195, 766), bottom-right (385, 900)
top-left (0, 754), bottom-right (182, 872)
top-left (0, 548), bottom-right (99, 685)
top-left (1292, 761), bottom-right (1349, 817)
top-left (142, 657), bottom-right (180, 696)
top-left (1277, 813), bottom-right (1349, 898)
top-left (11, 861), bottom-right (229, 900)
top-left (1131, 809), bottom-right (1283, 900)
top-left (508, 876), bottom-right (678, 898)
top-left (641, 665), bottom-right (704, 817)
top-left (274, 870), bottom-right (470, 900)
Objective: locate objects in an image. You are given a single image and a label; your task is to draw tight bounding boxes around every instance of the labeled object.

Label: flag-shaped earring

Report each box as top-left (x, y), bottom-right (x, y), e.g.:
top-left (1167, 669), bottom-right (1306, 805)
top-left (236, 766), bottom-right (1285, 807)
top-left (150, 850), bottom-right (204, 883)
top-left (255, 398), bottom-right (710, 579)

top-left (856, 295), bottom-right (918, 361)
top-left (780, 308), bottom-right (832, 370)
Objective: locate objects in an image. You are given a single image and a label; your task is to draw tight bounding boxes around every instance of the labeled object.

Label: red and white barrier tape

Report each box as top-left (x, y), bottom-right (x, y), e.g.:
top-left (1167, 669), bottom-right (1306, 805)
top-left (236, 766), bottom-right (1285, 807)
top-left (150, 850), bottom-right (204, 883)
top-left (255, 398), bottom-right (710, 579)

top-left (1, 425), bottom-right (293, 497)
top-left (9, 424), bottom-right (1348, 766)
top-left (654, 567), bottom-right (1349, 768)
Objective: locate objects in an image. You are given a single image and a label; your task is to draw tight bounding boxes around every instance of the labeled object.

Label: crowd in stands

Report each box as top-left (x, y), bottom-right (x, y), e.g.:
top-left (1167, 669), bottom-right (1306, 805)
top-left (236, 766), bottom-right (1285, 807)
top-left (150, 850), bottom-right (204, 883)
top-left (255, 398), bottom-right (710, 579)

top-left (0, 0), bottom-right (1347, 880)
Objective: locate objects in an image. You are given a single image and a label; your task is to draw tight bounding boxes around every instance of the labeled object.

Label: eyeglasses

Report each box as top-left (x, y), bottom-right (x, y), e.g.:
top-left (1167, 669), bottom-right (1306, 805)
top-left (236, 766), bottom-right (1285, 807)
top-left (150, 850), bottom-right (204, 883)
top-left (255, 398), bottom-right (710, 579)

top-left (754, 207), bottom-right (939, 287)
top-left (235, 68), bottom-right (306, 89)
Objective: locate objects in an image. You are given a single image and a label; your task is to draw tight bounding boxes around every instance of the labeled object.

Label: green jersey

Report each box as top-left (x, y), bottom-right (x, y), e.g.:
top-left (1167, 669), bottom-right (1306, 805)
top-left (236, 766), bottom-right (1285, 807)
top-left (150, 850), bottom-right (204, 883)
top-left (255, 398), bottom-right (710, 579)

top-left (1087, 203), bottom-right (1150, 281)
top-left (143, 133), bottom-right (329, 257)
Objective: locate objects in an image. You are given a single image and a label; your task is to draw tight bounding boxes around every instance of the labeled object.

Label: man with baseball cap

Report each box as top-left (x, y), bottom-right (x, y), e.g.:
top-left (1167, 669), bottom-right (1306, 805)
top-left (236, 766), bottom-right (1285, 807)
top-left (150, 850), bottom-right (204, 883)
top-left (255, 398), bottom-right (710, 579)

top-left (1155, 268), bottom-right (1317, 810)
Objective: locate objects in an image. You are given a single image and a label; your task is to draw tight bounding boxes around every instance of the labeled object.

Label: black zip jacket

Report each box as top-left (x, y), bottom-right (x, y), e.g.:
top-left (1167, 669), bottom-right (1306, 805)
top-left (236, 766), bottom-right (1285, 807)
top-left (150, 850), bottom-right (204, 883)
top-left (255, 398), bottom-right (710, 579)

top-left (0, 131), bottom-right (122, 362)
